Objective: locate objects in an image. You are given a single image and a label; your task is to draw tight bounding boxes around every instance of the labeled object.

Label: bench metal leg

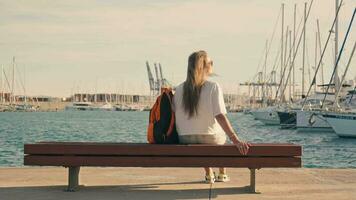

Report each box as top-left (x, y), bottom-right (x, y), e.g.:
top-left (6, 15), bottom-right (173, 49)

top-left (67, 167), bottom-right (80, 192)
top-left (249, 168), bottom-right (256, 193)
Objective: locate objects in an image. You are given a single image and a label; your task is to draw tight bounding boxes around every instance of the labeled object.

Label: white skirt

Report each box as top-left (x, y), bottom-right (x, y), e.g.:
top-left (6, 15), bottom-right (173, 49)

top-left (179, 134), bottom-right (226, 145)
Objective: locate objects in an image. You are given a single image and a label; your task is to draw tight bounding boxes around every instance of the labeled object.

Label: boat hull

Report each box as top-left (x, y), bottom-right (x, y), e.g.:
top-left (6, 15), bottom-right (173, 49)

top-left (251, 108), bottom-right (280, 125)
top-left (323, 113), bottom-right (356, 137)
top-left (277, 111), bottom-right (296, 129)
top-left (296, 110), bottom-right (333, 131)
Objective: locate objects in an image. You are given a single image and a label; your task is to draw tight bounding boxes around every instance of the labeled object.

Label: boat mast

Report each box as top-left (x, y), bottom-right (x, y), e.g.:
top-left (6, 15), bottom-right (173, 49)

top-left (334, 42), bottom-right (356, 108)
top-left (317, 19), bottom-right (324, 87)
top-left (302, 2), bottom-right (307, 97)
top-left (0, 65), bottom-right (3, 103)
top-left (301, 0), bottom-right (343, 109)
top-left (263, 39), bottom-right (268, 106)
top-left (11, 56), bottom-right (15, 105)
top-left (280, 3), bottom-right (284, 103)
top-left (23, 65), bottom-right (27, 104)
top-left (314, 30), bottom-right (318, 93)
top-left (278, 0), bottom-right (314, 107)
top-left (334, 0), bottom-right (340, 93)
top-left (293, 4), bottom-right (296, 100)
top-left (321, 7), bottom-right (355, 108)
top-left (284, 26), bottom-right (289, 102)
top-left (289, 30), bottom-right (292, 101)
top-left (94, 78), bottom-right (97, 104)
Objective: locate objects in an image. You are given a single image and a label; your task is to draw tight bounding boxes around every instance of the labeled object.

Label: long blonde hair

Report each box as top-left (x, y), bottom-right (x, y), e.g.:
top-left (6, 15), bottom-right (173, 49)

top-left (183, 50), bottom-right (209, 118)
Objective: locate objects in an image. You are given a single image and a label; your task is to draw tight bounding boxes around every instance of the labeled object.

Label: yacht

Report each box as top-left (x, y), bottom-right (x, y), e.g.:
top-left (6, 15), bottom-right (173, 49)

top-left (65, 102), bottom-right (95, 111)
top-left (94, 103), bottom-right (114, 111)
top-left (14, 104), bottom-right (38, 112)
top-left (322, 90), bottom-right (356, 137)
top-left (295, 92), bottom-right (335, 131)
top-left (114, 104), bottom-right (130, 111)
top-left (128, 104), bottom-right (144, 111)
top-left (277, 109), bottom-right (297, 129)
top-left (278, 95), bottom-right (333, 129)
top-left (323, 111), bottom-right (356, 137)
top-left (250, 106), bottom-right (280, 125)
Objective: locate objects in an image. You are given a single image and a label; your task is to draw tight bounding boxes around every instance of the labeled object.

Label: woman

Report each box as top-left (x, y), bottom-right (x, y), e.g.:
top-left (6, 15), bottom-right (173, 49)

top-left (173, 50), bottom-right (250, 183)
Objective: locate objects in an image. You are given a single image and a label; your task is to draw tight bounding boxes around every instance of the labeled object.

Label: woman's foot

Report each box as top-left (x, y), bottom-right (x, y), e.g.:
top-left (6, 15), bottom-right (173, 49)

top-left (215, 173), bottom-right (230, 182)
top-left (205, 174), bottom-right (215, 184)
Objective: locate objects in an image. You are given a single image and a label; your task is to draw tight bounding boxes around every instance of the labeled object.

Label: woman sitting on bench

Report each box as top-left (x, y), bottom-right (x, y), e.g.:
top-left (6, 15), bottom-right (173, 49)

top-left (173, 50), bottom-right (250, 184)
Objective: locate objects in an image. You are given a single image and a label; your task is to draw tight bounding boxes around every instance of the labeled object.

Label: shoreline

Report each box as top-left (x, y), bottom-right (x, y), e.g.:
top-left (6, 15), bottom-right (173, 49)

top-left (1, 167), bottom-right (355, 200)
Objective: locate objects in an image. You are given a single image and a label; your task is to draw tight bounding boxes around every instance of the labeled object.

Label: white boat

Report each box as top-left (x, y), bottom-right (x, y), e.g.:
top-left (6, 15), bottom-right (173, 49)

top-left (323, 111), bottom-right (356, 137)
top-left (296, 109), bottom-right (333, 131)
top-left (295, 92), bottom-right (335, 131)
top-left (94, 103), bottom-right (114, 111)
top-left (114, 104), bottom-right (130, 111)
top-left (0, 104), bottom-right (12, 112)
top-left (127, 104), bottom-right (144, 111)
top-left (250, 106), bottom-right (280, 125)
top-left (65, 102), bottom-right (95, 111)
top-left (14, 104), bottom-right (38, 112)
top-left (243, 107), bottom-right (252, 114)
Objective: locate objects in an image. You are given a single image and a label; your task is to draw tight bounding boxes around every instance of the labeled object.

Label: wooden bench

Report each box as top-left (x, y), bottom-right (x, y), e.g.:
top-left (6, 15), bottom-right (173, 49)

top-left (24, 142), bottom-right (302, 193)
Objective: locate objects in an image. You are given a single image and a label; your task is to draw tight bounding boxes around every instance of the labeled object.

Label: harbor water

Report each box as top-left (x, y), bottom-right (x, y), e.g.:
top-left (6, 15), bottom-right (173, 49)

top-left (0, 111), bottom-right (356, 168)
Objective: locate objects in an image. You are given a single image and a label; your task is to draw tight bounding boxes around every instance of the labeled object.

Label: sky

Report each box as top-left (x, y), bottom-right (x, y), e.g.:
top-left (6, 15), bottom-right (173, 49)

top-left (0, 0), bottom-right (355, 97)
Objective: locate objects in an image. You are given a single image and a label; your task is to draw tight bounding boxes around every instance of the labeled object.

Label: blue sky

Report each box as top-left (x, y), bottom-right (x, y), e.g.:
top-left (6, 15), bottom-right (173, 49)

top-left (0, 0), bottom-right (355, 97)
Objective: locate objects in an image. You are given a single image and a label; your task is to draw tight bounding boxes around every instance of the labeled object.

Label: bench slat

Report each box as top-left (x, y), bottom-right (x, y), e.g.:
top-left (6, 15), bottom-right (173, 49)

top-left (24, 155), bottom-right (301, 168)
top-left (24, 142), bottom-right (302, 157)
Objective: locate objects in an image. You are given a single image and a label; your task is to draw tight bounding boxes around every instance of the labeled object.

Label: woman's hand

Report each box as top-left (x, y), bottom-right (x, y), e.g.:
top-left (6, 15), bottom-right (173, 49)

top-left (214, 114), bottom-right (250, 155)
top-left (235, 140), bottom-right (250, 155)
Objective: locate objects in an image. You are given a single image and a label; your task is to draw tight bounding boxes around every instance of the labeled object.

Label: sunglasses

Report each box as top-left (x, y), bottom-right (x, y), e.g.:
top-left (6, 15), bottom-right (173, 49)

top-left (208, 60), bottom-right (213, 66)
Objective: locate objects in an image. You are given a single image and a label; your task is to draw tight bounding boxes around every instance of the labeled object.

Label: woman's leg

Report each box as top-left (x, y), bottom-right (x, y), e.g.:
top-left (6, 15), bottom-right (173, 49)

top-left (215, 135), bottom-right (227, 175)
top-left (205, 167), bottom-right (213, 176)
top-left (219, 167), bottom-right (226, 175)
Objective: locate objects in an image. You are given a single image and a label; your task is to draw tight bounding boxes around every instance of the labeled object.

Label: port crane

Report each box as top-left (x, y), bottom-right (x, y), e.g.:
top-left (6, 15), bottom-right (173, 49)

top-left (146, 61), bottom-right (173, 96)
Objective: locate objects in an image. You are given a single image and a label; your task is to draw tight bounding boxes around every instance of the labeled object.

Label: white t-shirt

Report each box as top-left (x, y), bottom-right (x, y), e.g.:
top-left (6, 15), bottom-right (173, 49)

top-left (173, 80), bottom-right (227, 136)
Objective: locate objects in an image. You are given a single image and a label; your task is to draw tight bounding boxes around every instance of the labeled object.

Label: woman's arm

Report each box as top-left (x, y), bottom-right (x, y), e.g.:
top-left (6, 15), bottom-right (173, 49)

top-left (215, 113), bottom-right (250, 155)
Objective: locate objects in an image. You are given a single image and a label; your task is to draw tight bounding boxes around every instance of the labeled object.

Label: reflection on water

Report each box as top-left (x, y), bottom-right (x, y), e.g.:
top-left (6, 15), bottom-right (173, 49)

top-left (0, 112), bottom-right (355, 168)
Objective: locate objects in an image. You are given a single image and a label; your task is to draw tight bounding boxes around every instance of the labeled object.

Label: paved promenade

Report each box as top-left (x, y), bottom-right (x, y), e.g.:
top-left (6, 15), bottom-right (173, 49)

top-left (0, 167), bottom-right (355, 200)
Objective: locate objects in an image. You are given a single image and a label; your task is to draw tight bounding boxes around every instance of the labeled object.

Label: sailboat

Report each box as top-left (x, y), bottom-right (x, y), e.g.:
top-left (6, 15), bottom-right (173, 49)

top-left (323, 91), bottom-right (356, 138)
top-left (2, 57), bottom-right (38, 112)
top-left (250, 4), bottom-right (287, 126)
top-left (251, 106), bottom-right (281, 125)
top-left (65, 102), bottom-right (95, 111)
top-left (295, 0), bottom-right (353, 132)
top-left (95, 94), bottom-right (114, 111)
top-left (323, 111), bottom-right (356, 137)
top-left (260, 2), bottom-right (312, 127)
top-left (322, 8), bottom-right (356, 137)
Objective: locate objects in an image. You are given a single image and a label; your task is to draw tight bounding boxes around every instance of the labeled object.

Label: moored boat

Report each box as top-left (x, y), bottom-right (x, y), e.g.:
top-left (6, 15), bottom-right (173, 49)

top-left (277, 110), bottom-right (297, 129)
top-left (65, 102), bottom-right (95, 111)
top-left (296, 109), bottom-right (333, 131)
top-left (250, 106), bottom-right (280, 125)
top-left (323, 111), bottom-right (356, 137)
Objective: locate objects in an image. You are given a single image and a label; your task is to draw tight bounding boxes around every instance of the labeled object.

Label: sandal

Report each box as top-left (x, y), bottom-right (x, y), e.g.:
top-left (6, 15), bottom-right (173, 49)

top-left (205, 173), bottom-right (215, 184)
top-left (215, 173), bottom-right (230, 182)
